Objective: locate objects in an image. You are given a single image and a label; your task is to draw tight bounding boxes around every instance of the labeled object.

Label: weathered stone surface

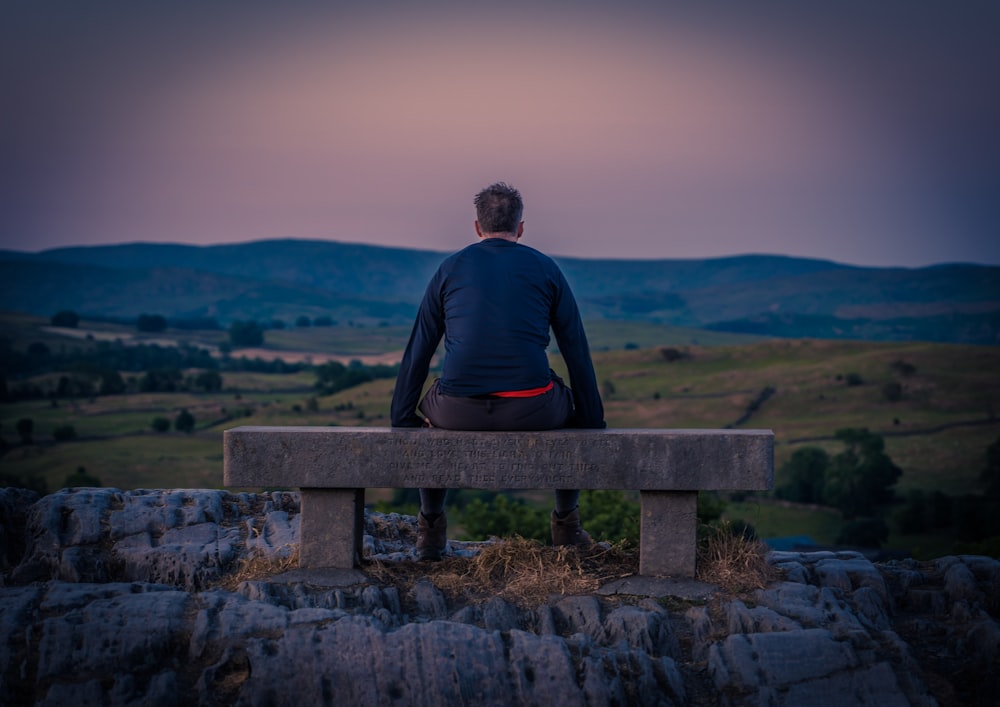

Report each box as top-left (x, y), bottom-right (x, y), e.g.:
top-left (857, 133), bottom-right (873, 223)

top-left (224, 426), bottom-right (774, 491)
top-left (2, 487), bottom-right (999, 705)
top-left (7, 488), bottom-right (299, 590)
top-left (226, 427), bottom-right (773, 577)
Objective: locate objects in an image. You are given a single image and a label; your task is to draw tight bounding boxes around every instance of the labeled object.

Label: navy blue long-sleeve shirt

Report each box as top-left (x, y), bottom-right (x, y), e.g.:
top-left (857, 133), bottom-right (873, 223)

top-left (390, 238), bottom-right (605, 428)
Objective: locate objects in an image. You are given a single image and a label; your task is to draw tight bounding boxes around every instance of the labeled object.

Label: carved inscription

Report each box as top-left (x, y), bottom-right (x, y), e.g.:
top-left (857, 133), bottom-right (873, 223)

top-left (375, 434), bottom-right (616, 486)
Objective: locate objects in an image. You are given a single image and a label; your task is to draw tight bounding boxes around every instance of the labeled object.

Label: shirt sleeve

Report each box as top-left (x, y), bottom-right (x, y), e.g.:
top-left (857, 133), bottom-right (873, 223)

top-left (550, 268), bottom-right (606, 429)
top-left (390, 270), bottom-right (445, 427)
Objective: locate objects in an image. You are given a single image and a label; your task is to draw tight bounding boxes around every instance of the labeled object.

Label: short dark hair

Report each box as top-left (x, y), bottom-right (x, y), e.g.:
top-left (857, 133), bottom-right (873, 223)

top-left (474, 182), bottom-right (523, 234)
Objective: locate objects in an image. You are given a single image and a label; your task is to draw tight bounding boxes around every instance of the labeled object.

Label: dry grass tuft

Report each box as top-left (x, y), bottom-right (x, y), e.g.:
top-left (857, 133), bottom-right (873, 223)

top-left (215, 545), bottom-right (300, 592)
top-left (367, 537), bottom-right (638, 609)
top-left (696, 523), bottom-right (780, 596)
top-left (214, 527), bottom-right (779, 608)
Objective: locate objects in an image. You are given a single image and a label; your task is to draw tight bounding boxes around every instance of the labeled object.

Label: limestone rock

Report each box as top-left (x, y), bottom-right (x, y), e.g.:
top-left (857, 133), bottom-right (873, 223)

top-left (1, 487), bottom-right (999, 705)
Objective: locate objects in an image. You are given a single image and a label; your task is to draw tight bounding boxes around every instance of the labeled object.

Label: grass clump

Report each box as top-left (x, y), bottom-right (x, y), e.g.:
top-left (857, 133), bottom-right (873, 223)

top-left (213, 526), bottom-right (778, 609)
top-left (696, 522), bottom-right (781, 595)
top-left (215, 545), bottom-right (299, 592)
top-left (367, 537), bottom-right (637, 609)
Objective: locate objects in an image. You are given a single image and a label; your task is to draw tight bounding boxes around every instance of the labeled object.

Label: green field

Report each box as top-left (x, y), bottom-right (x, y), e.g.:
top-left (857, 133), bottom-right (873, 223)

top-left (2, 314), bottom-right (998, 557)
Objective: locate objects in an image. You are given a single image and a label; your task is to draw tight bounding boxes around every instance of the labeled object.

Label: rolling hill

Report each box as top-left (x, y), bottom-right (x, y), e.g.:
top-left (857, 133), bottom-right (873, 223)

top-left (1, 240), bottom-right (997, 344)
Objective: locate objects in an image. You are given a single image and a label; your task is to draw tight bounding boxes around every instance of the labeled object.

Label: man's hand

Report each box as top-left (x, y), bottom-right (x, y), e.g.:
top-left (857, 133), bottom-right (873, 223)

top-left (392, 414), bottom-right (427, 428)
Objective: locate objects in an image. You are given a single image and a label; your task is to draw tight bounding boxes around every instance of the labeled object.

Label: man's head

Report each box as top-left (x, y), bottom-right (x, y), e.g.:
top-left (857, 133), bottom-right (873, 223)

top-left (474, 182), bottom-right (523, 236)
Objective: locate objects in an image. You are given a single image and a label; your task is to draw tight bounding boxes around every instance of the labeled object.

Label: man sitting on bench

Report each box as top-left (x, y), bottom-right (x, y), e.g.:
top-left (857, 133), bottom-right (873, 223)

top-left (390, 181), bottom-right (607, 560)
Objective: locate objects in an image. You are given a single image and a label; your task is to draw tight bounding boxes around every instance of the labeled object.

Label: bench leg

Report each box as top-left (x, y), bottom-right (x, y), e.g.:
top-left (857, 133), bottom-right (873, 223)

top-left (299, 488), bottom-right (364, 568)
top-left (639, 490), bottom-right (697, 577)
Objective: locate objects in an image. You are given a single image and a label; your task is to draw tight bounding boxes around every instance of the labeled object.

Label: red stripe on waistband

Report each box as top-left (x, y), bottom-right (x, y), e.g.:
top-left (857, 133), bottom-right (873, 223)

top-left (490, 381), bottom-right (555, 398)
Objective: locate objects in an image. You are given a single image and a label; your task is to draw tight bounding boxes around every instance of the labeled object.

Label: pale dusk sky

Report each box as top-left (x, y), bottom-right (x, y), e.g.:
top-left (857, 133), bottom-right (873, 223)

top-left (2, 0), bottom-right (998, 267)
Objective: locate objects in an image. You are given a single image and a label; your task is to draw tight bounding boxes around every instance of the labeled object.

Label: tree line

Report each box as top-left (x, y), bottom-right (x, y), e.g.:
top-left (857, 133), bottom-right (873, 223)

top-left (778, 427), bottom-right (1000, 553)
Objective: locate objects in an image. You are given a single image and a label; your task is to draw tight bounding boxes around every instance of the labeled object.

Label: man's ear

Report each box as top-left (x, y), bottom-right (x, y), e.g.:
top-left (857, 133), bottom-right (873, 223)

top-left (475, 221), bottom-right (485, 239)
top-left (516, 221), bottom-right (524, 240)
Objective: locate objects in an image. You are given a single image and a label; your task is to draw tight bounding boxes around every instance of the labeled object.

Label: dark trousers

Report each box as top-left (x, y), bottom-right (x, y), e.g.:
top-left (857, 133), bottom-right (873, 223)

top-left (418, 376), bottom-right (573, 431)
top-left (416, 375), bottom-right (579, 515)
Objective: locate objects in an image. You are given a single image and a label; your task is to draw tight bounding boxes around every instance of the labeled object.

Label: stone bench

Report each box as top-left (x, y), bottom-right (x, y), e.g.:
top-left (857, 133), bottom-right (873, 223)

top-left (223, 426), bottom-right (773, 577)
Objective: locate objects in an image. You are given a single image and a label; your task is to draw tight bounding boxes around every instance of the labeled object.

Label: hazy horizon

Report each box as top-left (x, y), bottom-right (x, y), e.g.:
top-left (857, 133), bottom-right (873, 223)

top-left (3, 235), bottom-right (998, 271)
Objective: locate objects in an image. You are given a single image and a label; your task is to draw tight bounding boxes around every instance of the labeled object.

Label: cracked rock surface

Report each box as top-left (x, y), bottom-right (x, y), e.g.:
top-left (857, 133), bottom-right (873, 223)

top-left (1, 487), bottom-right (998, 705)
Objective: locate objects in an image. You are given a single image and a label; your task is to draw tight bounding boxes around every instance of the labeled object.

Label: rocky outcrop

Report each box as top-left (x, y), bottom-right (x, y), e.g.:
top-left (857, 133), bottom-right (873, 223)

top-left (1, 487), bottom-right (998, 705)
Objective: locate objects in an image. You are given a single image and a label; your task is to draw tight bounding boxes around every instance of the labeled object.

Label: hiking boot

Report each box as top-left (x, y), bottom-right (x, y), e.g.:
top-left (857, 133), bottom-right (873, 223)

top-left (416, 512), bottom-right (448, 561)
top-left (551, 508), bottom-right (593, 547)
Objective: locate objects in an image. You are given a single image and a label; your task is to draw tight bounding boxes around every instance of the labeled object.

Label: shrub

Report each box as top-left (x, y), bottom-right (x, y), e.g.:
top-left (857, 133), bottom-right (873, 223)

top-left (151, 417), bottom-right (171, 433)
top-left (823, 428), bottom-right (901, 518)
top-left (229, 320), bottom-right (264, 347)
top-left (194, 370), bottom-right (223, 392)
top-left (53, 425), bottom-right (77, 442)
top-left (50, 310), bottom-right (79, 328)
top-left (99, 370), bottom-right (126, 395)
top-left (776, 447), bottom-right (828, 504)
top-left (882, 382), bottom-right (904, 402)
top-left (890, 359), bottom-right (917, 376)
top-left (63, 466), bottom-right (102, 488)
top-left (136, 313), bottom-right (168, 332)
top-left (16, 418), bottom-right (33, 445)
top-left (175, 409), bottom-right (195, 434)
top-left (837, 517), bottom-right (889, 548)
top-left (982, 435), bottom-right (1000, 500)
top-left (895, 489), bottom-right (929, 534)
top-left (659, 347), bottom-right (688, 362)
top-left (459, 495), bottom-right (548, 542)
top-left (579, 490), bottom-right (639, 545)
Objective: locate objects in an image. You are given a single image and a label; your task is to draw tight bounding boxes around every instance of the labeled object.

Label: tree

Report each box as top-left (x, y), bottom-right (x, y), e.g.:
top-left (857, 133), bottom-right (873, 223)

top-left (27, 341), bottom-right (50, 359)
top-left (140, 369), bottom-right (182, 392)
top-left (16, 418), bottom-right (33, 445)
top-left (777, 447), bottom-right (828, 504)
top-left (296, 315), bottom-right (312, 328)
top-left (51, 310), bottom-right (79, 328)
top-left (659, 347), bottom-right (689, 362)
top-left (982, 435), bottom-right (1000, 500)
top-left (895, 489), bottom-right (929, 534)
top-left (194, 370), bottom-right (223, 393)
top-left (151, 417), bottom-right (171, 433)
top-left (63, 466), bottom-right (102, 488)
top-left (53, 425), bottom-right (77, 442)
top-left (822, 428), bottom-right (901, 519)
top-left (137, 313), bottom-right (168, 332)
top-left (99, 370), bottom-right (126, 395)
top-left (229, 320), bottom-right (264, 347)
top-left (837, 518), bottom-right (889, 548)
top-left (0, 469), bottom-right (47, 494)
top-left (313, 360), bottom-right (387, 395)
top-left (459, 494), bottom-right (548, 542)
top-left (175, 409), bottom-right (195, 434)
top-left (882, 382), bottom-right (904, 402)
top-left (578, 490), bottom-right (639, 545)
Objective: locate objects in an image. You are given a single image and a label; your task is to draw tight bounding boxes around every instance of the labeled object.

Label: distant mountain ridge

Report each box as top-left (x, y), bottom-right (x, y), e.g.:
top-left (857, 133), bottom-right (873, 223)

top-left (1, 239), bottom-right (997, 344)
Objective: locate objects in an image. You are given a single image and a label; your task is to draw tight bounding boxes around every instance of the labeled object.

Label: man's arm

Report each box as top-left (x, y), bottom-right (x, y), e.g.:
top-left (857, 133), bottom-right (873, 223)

top-left (550, 271), bottom-right (606, 429)
top-left (390, 276), bottom-right (445, 427)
